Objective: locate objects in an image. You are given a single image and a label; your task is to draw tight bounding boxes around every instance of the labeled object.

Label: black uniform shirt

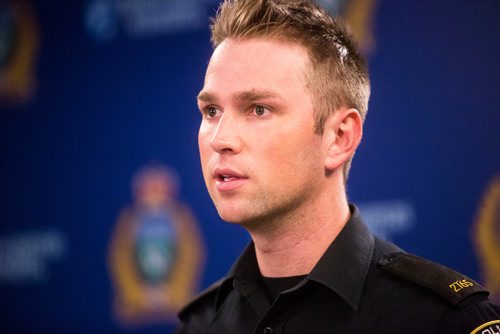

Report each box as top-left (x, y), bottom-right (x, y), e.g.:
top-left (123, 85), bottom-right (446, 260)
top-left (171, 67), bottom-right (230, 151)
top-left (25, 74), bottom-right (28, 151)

top-left (177, 206), bottom-right (500, 334)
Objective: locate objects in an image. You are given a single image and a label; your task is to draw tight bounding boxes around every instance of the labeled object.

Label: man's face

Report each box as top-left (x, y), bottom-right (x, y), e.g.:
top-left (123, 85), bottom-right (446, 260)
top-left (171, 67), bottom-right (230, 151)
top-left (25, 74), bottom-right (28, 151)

top-left (198, 38), bottom-right (328, 227)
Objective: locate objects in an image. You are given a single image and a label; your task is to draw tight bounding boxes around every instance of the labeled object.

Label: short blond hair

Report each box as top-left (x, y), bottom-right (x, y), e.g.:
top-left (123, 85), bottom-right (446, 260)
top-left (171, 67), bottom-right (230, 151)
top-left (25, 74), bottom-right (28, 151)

top-left (210, 0), bottom-right (370, 179)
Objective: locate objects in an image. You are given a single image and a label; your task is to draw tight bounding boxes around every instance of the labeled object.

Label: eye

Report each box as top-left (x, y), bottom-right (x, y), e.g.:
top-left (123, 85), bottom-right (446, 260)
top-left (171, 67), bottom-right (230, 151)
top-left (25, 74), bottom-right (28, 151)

top-left (253, 105), bottom-right (269, 116)
top-left (205, 106), bottom-right (220, 118)
top-left (208, 107), bottom-right (217, 117)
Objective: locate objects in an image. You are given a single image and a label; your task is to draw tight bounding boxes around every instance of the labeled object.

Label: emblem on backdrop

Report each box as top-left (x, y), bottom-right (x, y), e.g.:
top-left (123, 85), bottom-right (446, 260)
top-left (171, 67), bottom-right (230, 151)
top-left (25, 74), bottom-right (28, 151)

top-left (473, 176), bottom-right (500, 303)
top-left (108, 164), bottom-right (205, 326)
top-left (0, 0), bottom-right (40, 105)
top-left (316, 0), bottom-right (378, 54)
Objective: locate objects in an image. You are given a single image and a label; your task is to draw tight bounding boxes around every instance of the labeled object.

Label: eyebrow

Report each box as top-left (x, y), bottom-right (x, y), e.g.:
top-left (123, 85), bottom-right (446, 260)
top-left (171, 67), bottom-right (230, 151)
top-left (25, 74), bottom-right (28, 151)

top-left (197, 91), bottom-right (216, 103)
top-left (236, 90), bottom-right (280, 102)
top-left (197, 89), bottom-right (281, 103)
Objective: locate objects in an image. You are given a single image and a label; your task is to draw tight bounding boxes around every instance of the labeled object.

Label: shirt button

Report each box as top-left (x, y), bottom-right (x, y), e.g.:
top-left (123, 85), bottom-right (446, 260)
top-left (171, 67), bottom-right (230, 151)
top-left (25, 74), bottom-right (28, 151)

top-left (263, 327), bottom-right (273, 334)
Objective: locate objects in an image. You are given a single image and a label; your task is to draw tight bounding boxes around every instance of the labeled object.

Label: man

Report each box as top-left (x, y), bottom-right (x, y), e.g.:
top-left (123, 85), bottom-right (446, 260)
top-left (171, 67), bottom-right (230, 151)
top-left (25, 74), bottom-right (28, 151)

top-left (176, 0), bottom-right (500, 332)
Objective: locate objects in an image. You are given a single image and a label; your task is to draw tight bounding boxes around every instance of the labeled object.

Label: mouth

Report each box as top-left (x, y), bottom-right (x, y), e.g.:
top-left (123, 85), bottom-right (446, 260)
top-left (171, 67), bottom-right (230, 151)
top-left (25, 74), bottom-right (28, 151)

top-left (213, 168), bottom-right (248, 192)
top-left (217, 174), bottom-right (241, 182)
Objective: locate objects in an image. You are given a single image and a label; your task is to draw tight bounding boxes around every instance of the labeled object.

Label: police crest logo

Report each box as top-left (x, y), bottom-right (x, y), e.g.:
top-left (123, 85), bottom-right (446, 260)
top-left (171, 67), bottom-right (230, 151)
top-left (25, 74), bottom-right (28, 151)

top-left (470, 320), bottom-right (500, 334)
top-left (108, 165), bottom-right (205, 326)
top-left (0, 0), bottom-right (39, 105)
top-left (473, 176), bottom-right (500, 304)
top-left (315, 0), bottom-right (377, 53)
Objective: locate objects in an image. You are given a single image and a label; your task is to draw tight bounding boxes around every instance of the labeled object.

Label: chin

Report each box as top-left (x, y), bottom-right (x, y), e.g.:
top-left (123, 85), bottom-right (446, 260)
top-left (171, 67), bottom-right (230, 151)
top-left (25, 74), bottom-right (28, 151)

top-left (216, 207), bottom-right (251, 225)
top-left (219, 213), bottom-right (268, 233)
top-left (213, 200), bottom-right (239, 219)
top-left (217, 211), bottom-right (245, 224)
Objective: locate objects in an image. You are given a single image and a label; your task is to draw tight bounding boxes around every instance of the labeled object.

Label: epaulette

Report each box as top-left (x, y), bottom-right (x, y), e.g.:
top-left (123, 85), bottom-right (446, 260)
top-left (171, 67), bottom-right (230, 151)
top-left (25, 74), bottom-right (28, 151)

top-left (379, 252), bottom-right (489, 307)
top-left (178, 278), bottom-right (225, 319)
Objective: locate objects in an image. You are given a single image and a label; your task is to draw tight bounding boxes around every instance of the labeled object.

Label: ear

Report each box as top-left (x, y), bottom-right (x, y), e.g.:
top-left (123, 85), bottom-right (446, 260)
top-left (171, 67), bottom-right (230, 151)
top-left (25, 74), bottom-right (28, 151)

top-left (323, 108), bottom-right (363, 172)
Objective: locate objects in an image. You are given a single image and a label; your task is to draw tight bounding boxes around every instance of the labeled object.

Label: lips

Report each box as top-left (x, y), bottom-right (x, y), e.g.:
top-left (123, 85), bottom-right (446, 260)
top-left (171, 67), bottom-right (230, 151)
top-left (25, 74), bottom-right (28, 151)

top-left (213, 168), bottom-right (248, 192)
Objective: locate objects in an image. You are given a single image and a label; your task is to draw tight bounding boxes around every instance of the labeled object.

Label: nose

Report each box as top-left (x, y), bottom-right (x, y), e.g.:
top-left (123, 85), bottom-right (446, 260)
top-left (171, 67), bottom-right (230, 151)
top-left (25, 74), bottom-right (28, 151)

top-left (209, 113), bottom-right (242, 154)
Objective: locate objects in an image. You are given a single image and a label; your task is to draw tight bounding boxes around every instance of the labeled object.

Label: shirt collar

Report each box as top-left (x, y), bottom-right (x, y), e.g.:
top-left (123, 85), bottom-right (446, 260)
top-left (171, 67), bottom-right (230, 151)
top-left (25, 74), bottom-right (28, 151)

top-left (217, 204), bottom-right (374, 311)
top-left (308, 204), bottom-right (375, 310)
top-left (216, 242), bottom-right (269, 315)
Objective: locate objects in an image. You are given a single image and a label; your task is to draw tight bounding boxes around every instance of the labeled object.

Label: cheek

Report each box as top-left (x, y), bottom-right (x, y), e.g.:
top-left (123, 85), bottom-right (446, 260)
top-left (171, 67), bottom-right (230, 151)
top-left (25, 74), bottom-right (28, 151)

top-left (198, 131), bottom-right (212, 177)
top-left (198, 127), bottom-right (210, 157)
top-left (269, 134), bottom-right (323, 176)
top-left (259, 141), bottom-right (306, 176)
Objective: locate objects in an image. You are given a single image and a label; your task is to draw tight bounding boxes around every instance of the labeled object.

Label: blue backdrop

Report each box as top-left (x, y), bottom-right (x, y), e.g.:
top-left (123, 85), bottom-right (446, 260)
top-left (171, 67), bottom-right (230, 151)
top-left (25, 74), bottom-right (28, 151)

top-left (1, 0), bottom-right (499, 333)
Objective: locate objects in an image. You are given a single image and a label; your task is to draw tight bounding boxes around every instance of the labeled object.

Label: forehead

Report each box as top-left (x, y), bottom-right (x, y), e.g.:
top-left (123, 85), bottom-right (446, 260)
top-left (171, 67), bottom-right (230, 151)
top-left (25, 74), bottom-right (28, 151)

top-left (201, 38), bottom-right (311, 98)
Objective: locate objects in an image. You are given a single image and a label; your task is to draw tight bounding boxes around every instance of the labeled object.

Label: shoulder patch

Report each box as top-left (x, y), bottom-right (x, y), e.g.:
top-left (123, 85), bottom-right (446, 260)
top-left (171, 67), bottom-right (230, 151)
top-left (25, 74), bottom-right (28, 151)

top-left (178, 278), bottom-right (225, 319)
top-left (379, 252), bottom-right (489, 307)
top-left (470, 320), bottom-right (500, 334)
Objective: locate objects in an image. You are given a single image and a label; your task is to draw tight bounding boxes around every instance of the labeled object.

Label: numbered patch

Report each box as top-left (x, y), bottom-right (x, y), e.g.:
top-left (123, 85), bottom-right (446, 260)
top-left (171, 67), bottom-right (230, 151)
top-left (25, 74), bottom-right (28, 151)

top-left (449, 279), bottom-right (474, 293)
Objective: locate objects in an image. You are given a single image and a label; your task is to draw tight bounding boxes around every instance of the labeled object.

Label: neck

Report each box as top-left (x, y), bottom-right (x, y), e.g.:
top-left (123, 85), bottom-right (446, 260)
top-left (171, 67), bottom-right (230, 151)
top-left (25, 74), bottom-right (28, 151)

top-left (247, 188), bottom-right (350, 278)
